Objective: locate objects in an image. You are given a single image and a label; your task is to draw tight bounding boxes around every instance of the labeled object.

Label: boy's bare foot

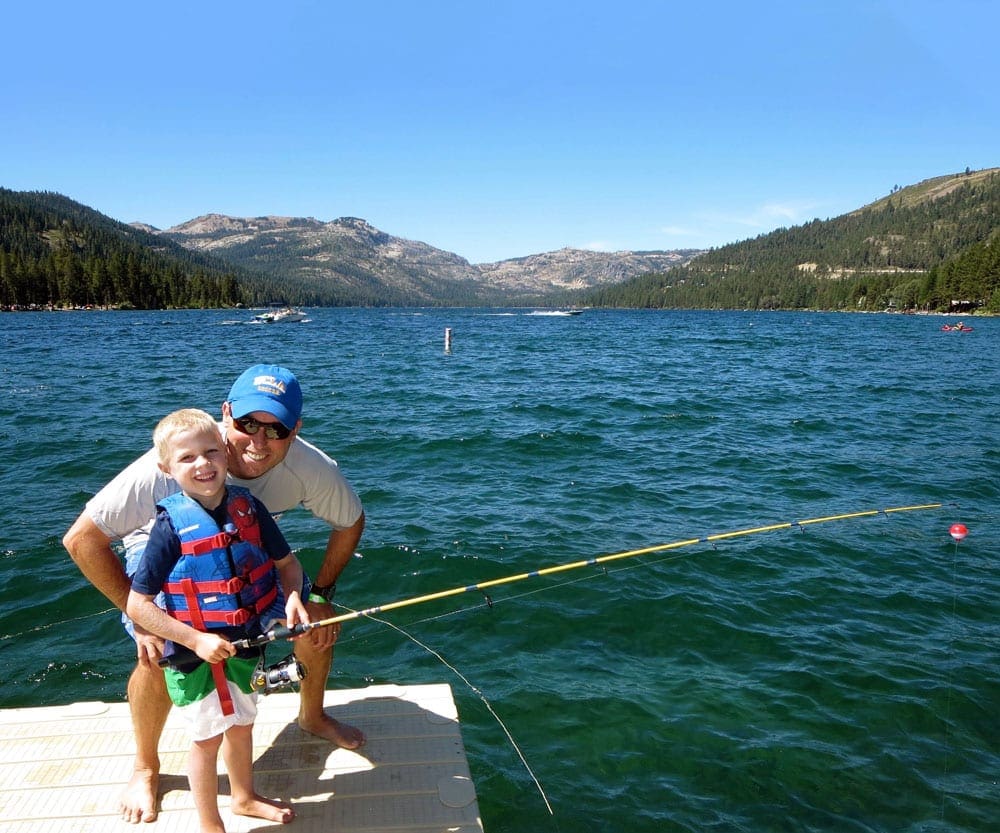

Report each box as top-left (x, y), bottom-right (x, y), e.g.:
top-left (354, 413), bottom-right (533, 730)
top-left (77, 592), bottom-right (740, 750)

top-left (119, 768), bottom-right (158, 823)
top-left (298, 713), bottom-right (366, 749)
top-left (232, 793), bottom-right (295, 824)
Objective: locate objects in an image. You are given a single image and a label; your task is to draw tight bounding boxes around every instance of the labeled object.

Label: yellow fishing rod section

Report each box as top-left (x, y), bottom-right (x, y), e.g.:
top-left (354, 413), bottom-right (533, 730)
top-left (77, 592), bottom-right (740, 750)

top-left (239, 502), bottom-right (945, 649)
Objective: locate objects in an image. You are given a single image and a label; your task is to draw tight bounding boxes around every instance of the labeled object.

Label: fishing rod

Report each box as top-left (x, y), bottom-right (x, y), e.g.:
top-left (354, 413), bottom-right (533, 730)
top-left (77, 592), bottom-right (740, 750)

top-left (222, 502), bottom-right (944, 652)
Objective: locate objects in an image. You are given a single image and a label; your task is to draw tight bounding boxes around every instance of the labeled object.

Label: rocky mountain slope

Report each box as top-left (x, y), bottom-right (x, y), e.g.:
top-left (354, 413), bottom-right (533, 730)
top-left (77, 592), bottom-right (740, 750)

top-left (475, 247), bottom-right (697, 294)
top-left (158, 214), bottom-right (701, 305)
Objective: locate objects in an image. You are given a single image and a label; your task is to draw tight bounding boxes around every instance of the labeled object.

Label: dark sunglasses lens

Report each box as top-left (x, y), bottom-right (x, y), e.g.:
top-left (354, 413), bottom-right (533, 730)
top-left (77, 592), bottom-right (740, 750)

top-left (263, 423), bottom-right (290, 439)
top-left (233, 416), bottom-right (259, 435)
top-left (234, 416), bottom-right (290, 439)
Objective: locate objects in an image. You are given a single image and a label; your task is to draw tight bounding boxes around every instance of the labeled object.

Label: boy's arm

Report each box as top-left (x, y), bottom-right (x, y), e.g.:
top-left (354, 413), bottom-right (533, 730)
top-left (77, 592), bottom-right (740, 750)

top-left (126, 590), bottom-right (235, 664)
top-left (273, 553), bottom-right (310, 630)
top-left (254, 496), bottom-right (310, 630)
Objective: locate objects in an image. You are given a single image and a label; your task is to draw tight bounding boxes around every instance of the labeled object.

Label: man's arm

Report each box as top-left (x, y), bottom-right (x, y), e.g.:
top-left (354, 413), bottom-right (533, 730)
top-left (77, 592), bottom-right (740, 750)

top-left (315, 511), bottom-right (365, 588)
top-left (63, 512), bottom-right (166, 663)
top-left (305, 511), bottom-right (365, 650)
top-left (63, 514), bottom-right (132, 611)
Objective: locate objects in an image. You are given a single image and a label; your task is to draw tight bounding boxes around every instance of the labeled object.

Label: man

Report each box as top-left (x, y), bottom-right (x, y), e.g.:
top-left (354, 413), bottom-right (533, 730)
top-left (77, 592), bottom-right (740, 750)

top-left (63, 364), bottom-right (366, 824)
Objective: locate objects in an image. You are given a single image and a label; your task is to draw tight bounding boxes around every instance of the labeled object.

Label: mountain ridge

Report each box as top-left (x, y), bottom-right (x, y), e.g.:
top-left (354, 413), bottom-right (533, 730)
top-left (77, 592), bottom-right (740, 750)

top-left (4, 168), bottom-right (996, 311)
top-left (155, 214), bottom-right (700, 305)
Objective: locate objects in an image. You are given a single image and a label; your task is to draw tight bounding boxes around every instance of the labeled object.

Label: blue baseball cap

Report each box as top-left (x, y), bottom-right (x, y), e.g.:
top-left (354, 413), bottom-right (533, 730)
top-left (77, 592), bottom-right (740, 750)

top-left (227, 364), bottom-right (303, 429)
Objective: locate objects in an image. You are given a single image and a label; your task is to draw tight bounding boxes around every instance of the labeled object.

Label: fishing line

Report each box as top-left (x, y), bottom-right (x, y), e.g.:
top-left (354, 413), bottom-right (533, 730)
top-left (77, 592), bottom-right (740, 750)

top-left (0, 606), bottom-right (117, 642)
top-left (939, 524), bottom-right (966, 824)
top-left (338, 604), bottom-right (554, 815)
top-left (330, 552), bottom-right (733, 813)
top-left (300, 502), bottom-right (945, 821)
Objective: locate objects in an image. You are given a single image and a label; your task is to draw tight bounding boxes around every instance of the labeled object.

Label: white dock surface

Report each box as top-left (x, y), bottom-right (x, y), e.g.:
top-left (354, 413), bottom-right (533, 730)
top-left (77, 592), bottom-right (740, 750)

top-left (0, 683), bottom-right (483, 833)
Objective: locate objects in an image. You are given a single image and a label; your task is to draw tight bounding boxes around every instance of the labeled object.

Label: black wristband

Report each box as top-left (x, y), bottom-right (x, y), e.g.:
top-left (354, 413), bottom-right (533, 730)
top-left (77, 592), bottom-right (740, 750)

top-left (309, 582), bottom-right (336, 602)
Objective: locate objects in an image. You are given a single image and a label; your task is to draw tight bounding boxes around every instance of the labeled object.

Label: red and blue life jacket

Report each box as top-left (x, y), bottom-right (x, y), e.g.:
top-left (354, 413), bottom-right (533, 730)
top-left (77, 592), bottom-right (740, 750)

top-left (158, 487), bottom-right (279, 716)
top-left (160, 486), bottom-right (278, 632)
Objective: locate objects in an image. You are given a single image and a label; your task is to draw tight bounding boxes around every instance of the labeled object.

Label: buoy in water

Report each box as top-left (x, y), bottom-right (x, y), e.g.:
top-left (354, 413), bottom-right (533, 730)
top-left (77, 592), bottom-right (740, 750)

top-left (949, 523), bottom-right (968, 541)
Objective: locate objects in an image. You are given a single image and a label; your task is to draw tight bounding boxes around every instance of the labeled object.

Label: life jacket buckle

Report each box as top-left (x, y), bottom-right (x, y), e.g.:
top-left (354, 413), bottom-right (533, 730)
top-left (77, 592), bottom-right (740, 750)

top-left (224, 608), bottom-right (252, 626)
top-left (219, 576), bottom-right (246, 594)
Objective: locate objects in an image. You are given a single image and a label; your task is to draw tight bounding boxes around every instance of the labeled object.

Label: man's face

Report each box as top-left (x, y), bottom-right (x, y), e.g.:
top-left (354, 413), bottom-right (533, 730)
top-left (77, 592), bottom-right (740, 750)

top-left (222, 402), bottom-right (299, 480)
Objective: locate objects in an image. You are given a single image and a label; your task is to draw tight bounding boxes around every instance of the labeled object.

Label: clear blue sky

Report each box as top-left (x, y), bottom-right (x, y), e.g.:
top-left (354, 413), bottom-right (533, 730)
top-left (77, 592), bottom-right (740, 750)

top-left (3, 1), bottom-right (996, 264)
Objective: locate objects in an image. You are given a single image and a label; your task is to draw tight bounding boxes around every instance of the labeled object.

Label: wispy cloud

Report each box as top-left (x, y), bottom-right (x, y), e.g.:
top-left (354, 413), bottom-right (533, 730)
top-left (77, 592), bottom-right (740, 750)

top-left (654, 198), bottom-right (826, 250)
top-left (725, 200), bottom-right (823, 229)
top-left (658, 225), bottom-right (696, 237)
top-left (581, 240), bottom-right (615, 252)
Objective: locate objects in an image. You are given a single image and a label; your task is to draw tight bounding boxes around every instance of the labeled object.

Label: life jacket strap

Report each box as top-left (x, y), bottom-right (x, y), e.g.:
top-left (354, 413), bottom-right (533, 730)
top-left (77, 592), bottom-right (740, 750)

top-left (177, 577), bottom-right (236, 716)
top-left (180, 530), bottom-right (236, 556)
top-left (209, 661), bottom-right (235, 717)
top-left (166, 583), bottom-right (280, 627)
top-left (163, 559), bottom-right (275, 598)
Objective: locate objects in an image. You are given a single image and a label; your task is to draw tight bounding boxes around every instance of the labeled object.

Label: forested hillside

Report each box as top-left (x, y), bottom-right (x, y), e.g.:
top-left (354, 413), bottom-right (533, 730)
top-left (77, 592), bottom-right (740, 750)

top-left (5, 169), bottom-right (998, 312)
top-left (0, 190), bottom-right (245, 309)
top-left (587, 169), bottom-right (1000, 312)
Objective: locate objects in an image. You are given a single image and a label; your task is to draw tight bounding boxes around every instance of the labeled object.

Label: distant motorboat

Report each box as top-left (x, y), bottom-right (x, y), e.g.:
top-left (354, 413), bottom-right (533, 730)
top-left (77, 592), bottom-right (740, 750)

top-left (252, 305), bottom-right (308, 323)
top-left (526, 309), bottom-right (584, 317)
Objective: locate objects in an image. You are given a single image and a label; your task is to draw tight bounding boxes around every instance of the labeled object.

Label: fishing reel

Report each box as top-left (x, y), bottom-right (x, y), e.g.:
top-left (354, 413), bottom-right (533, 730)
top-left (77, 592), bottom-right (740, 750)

top-left (251, 654), bottom-right (307, 693)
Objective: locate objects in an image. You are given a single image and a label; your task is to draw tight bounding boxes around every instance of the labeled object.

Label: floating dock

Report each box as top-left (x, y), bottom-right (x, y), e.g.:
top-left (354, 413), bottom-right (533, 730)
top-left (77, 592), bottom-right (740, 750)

top-left (0, 683), bottom-right (483, 832)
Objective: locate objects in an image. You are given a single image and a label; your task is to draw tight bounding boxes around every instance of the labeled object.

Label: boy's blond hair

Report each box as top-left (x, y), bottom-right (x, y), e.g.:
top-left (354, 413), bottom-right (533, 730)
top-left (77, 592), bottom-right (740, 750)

top-left (153, 408), bottom-right (220, 463)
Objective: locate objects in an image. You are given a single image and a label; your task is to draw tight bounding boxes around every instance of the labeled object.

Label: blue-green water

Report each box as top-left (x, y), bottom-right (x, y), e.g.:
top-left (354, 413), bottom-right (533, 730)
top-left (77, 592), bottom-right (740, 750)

top-left (1, 308), bottom-right (997, 832)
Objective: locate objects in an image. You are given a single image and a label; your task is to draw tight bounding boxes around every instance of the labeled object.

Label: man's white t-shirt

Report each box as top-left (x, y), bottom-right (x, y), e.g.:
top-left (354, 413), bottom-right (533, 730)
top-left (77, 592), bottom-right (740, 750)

top-left (86, 427), bottom-right (363, 564)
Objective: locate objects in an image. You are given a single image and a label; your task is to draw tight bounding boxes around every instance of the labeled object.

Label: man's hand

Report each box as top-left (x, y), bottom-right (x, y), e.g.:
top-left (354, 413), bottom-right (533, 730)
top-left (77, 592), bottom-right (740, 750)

top-left (133, 623), bottom-right (166, 665)
top-left (304, 598), bottom-right (340, 650)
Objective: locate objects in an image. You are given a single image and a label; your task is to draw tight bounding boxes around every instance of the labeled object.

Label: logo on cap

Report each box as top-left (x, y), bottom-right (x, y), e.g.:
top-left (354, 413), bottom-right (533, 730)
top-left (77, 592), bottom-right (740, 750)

top-left (254, 375), bottom-right (287, 395)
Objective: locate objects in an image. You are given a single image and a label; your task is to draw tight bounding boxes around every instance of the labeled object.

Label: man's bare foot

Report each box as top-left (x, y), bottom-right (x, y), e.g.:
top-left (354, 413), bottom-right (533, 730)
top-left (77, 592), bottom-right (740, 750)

top-left (119, 768), bottom-right (158, 823)
top-left (231, 793), bottom-right (295, 824)
top-left (298, 713), bottom-right (366, 749)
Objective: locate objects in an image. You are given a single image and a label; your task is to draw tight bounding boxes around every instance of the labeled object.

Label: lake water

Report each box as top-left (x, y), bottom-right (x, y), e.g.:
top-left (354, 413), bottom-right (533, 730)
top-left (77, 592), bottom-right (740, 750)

top-left (1, 307), bottom-right (997, 832)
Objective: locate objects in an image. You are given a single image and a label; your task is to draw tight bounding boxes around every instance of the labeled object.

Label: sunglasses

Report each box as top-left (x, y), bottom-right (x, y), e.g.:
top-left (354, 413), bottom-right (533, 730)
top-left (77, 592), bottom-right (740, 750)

top-left (231, 415), bottom-right (293, 440)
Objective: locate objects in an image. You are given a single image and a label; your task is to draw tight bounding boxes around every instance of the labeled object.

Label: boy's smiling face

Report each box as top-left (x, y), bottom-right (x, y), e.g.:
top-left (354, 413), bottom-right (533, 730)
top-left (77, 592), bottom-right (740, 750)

top-left (159, 426), bottom-right (228, 509)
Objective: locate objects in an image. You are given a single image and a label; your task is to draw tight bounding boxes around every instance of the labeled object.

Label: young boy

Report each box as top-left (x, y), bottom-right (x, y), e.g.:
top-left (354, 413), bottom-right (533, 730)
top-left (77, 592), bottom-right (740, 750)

top-left (127, 408), bottom-right (309, 832)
